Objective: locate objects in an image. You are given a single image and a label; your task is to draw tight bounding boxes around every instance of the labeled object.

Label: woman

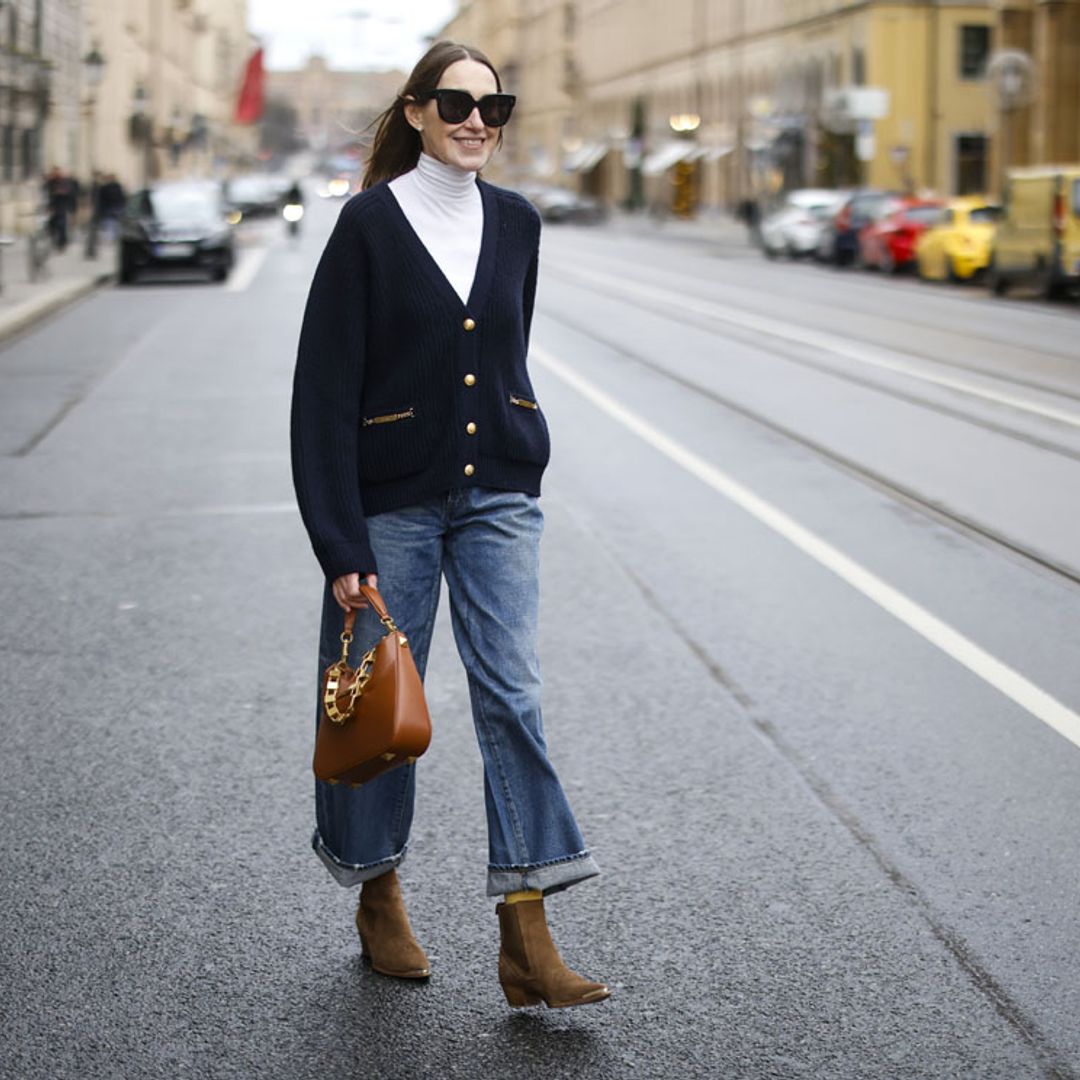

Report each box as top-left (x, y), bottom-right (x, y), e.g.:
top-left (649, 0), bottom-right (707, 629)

top-left (291, 40), bottom-right (608, 1009)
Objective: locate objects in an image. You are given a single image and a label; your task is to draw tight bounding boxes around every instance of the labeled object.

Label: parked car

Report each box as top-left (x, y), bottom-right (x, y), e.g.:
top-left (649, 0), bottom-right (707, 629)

top-left (820, 188), bottom-right (894, 266)
top-left (224, 173), bottom-right (288, 218)
top-left (759, 189), bottom-right (848, 259)
top-left (858, 197), bottom-right (946, 273)
top-left (989, 165), bottom-right (1080, 299)
top-left (118, 180), bottom-right (236, 284)
top-left (520, 184), bottom-right (607, 224)
top-left (915, 196), bottom-right (1000, 282)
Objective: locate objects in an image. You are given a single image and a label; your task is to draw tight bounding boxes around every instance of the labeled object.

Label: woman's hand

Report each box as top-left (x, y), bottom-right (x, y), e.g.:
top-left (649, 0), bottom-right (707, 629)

top-left (332, 572), bottom-right (379, 612)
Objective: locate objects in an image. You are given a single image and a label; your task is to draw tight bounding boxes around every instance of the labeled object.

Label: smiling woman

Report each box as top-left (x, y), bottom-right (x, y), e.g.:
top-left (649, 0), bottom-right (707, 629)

top-left (361, 42), bottom-right (512, 187)
top-left (290, 40), bottom-right (610, 1011)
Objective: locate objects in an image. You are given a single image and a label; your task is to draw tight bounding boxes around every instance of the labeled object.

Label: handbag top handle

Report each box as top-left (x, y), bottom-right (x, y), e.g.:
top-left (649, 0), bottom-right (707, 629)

top-left (341, 583), bottom-right (397, 638)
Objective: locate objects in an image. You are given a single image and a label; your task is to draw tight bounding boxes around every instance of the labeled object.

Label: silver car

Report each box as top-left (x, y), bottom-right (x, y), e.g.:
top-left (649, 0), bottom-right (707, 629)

top-left (760, 189), bottom-right (848, 259)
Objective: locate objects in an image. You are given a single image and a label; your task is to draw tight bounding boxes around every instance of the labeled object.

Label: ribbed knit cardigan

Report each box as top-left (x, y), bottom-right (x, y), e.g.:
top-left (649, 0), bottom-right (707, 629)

top-left (290, 180), bottom-right (546, 582)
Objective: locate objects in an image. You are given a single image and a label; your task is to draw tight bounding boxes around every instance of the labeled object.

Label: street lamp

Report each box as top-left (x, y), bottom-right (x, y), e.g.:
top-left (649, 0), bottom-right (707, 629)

top-left (82, 45), bottom-right (106, 259)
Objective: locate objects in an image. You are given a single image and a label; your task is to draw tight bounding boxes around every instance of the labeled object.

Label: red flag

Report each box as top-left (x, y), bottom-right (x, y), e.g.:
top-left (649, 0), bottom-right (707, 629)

top-left (234, 47), bottom-right (265, 124)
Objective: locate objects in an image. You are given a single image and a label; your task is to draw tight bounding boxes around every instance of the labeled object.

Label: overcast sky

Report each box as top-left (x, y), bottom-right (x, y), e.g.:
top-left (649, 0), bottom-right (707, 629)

top-left (248, 1), bottom-right (459, 72)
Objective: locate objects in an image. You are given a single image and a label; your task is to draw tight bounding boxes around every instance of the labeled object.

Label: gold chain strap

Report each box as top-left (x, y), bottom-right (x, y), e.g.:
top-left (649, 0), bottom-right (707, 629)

top-left (323, 603), bottom-right (403, 726)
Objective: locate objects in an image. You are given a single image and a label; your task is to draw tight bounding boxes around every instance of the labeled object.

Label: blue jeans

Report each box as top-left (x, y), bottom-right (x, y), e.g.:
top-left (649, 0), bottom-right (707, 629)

top-left (312, 487), bottom-right (600, 897)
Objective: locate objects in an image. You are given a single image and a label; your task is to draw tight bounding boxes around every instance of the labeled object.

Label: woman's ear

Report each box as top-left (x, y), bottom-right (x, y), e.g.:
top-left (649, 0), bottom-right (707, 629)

top-left (402, 97), bottom-right (424, 133)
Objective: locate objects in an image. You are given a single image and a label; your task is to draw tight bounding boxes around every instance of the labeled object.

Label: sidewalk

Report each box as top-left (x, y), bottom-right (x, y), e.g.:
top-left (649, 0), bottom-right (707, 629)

top-left (0, 230), bottom-right (115, 345)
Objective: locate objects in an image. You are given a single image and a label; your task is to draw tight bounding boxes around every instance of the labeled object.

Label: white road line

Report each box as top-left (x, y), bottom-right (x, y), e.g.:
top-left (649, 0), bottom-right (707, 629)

top-left (533, 342), bottom-right (1080, 752)
top-left (546, 261), bottom-right (1080, 430)
top-left (224, 247), bottom-right (269, 293)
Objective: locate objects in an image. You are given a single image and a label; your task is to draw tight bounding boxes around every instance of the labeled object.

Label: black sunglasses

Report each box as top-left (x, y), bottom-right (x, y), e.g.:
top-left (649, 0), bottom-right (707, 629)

top-left (424, 89), bottom-right (516, 128)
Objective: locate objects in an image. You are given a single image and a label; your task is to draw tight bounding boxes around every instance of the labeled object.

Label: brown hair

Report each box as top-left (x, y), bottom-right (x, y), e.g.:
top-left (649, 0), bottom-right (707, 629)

top-left (362, 40), bottom-right (504, 190)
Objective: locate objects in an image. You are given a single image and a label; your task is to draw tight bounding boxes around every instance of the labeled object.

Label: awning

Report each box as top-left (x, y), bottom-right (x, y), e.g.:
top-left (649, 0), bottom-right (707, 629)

top-left (563, 141), bottom-right (609, 173)
top-left (699, 144), bottom-right (735, 162)
top-left (641, 141), bottom-right (698, 176)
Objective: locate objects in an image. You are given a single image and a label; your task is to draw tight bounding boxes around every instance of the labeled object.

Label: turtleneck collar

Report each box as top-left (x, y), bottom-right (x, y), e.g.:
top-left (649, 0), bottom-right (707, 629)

top-left (412, 152), bottom-right (478, 204)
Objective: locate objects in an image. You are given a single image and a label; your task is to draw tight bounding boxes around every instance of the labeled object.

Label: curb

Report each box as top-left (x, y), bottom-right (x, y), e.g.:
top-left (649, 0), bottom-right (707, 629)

top-left (0, 270), bottom-right (115, 347)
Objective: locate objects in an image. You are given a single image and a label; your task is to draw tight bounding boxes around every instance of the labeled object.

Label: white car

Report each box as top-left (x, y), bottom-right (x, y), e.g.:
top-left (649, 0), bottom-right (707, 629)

top-left (760, 189), bottom-right (848, 259)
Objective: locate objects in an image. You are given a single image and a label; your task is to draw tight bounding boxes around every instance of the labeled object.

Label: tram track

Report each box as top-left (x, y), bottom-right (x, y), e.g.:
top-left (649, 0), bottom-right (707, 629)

top-left (539, 280), bottom-right (1080, 589)
top-left (547, 252), bottom-right (1080, 404)
top-left (739, 255), bottom-right (1080, 378)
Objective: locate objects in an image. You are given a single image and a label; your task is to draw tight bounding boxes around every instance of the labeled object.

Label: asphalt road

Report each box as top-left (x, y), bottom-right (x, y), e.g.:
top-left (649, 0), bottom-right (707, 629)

top-left (1, 192), bottom-right (1078, 1080)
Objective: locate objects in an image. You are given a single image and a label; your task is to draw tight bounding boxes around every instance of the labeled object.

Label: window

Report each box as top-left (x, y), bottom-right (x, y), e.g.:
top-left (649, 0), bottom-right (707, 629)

top-left (851, 47), bottom-right (866, 86)
top-left (960, 26), bottom-right (991, 79)
top-left (969, 206), bottom-right (1001, 223)
top-left (955, 134), bottom-right (989, 195)
top-left (2, 126), bottom-right (13, 182)
top-left (1072, 180), bottom-right (1080, 217)
top-left (21, 129), bottom-right (36, 180)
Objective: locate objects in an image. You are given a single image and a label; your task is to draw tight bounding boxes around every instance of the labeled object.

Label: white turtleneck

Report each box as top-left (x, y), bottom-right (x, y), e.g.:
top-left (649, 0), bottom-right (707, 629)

top-left (389, 153), bottom-right (483, 305)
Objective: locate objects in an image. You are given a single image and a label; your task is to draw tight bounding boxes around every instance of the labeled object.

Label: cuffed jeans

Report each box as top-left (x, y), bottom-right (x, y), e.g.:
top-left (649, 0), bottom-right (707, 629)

top-left (312, 487), bottom-right (600, 897)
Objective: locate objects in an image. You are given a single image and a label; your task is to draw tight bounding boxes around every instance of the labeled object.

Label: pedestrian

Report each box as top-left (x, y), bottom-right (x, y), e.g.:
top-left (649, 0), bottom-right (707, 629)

top-left (43, 166), bottom-right (74, 251)
top-left (291, 40), bottom-right (609, 1009)
top-left (97, 173), bottom-right (127, 239)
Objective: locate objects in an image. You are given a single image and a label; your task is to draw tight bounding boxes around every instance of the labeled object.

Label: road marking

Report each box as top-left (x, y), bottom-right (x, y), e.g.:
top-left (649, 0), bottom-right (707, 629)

top-left (532, 342), bottom-right (1080, 752)
top-left (546, 260), bottom-right (1080, 430)
top-left (224, 247), bottom-right (269, 293)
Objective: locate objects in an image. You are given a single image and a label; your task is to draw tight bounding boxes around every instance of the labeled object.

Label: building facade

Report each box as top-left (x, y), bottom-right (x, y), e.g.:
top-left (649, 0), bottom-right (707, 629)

top-left (265, 56), bottom-right (405, 162)
top-left (0, 0), bottom-right (83, 235)
top-left (570, 0), bottom-right (1001, 211)
top-left (997, 0), bottom-right (1080, 170)
top-left (434, 0), bottom-right (1080, 209)
top-left (81, 0), bottom-right (256, 191)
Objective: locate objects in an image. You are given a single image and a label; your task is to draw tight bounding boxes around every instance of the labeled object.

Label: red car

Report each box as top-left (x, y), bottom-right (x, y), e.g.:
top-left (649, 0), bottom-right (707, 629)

top-left (858, 198), bottom-right (946, 273)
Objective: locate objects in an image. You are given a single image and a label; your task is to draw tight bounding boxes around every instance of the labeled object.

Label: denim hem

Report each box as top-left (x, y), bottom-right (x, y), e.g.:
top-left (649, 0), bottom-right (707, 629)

top-left (311, 829), bottom-right (406, 888)
top-left (486, 851), bottom-right (600, 898)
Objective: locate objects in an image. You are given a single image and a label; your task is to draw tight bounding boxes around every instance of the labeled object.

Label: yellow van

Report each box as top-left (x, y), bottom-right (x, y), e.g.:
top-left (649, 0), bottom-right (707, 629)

top-left (990, 166), bottom-right (1080, 299)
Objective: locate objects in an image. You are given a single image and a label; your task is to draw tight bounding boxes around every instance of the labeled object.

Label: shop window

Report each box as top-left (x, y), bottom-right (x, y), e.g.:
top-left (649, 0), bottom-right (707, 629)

top-left (955, 134), bottom-right (988, 194)
top-left (960, 26), bottom-right (991, 79)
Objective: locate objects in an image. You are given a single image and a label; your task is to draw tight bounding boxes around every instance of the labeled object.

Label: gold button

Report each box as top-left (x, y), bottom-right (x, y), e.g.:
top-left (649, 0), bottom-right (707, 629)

top-left (464, 464), bottom-right (475, 477)
top-left (466, 422), bottom-right (477, 435)
top-left (463, 317), bottom-right (476, 331)
top-left (463, 373), bottom-right (476, 387)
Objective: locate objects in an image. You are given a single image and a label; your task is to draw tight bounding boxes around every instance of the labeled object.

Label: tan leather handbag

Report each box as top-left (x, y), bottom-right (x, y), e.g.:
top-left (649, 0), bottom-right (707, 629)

top-left (313, 584), bottom-right (431, 787)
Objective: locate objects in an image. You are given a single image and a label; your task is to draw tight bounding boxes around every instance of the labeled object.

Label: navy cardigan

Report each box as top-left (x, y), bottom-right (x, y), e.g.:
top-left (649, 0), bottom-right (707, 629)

top-left (290, 179), bottom-right (547, 581)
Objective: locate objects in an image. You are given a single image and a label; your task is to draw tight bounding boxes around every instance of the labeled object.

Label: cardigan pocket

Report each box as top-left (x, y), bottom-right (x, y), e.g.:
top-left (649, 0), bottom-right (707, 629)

top-left (491, 390), bottom-right (550, 467)
top-left (357, 404), bottom-right (433, 483)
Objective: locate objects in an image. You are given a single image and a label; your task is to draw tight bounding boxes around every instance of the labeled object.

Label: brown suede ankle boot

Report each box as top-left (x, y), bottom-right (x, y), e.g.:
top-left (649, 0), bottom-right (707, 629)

top-left (497, 898), bottom-right (609, 1008)
top-left (356, 869), bottom-right (430, 979)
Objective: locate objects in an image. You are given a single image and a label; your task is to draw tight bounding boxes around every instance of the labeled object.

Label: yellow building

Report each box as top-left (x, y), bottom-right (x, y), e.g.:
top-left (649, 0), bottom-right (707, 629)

top-left (997, 0), bottom-right (1080, 171)
top-left (573, 0), bottom-right (999, 211)
top-left (438, 0), bottom-right (1015, 209)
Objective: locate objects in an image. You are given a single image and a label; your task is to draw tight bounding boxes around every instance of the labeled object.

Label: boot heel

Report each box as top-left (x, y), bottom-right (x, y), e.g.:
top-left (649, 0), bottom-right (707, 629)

top-left (501, 982), bottom-right (542, 1008)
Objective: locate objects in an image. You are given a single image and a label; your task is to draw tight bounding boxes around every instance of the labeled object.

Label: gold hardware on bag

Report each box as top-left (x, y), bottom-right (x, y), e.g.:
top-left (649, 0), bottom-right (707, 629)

top-left (324, 644), bottom-right (378, 724)
top-left (380, 753), bottom-right (395, 762)
top-left (362, 408), bottom-right (415, 426)
top-left (509, 395), bottom-right (538, 410)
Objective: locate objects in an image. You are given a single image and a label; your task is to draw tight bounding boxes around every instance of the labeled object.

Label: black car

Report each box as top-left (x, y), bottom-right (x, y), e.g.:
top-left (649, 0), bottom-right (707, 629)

top-left (118, 181), bottom-right (236, 284)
